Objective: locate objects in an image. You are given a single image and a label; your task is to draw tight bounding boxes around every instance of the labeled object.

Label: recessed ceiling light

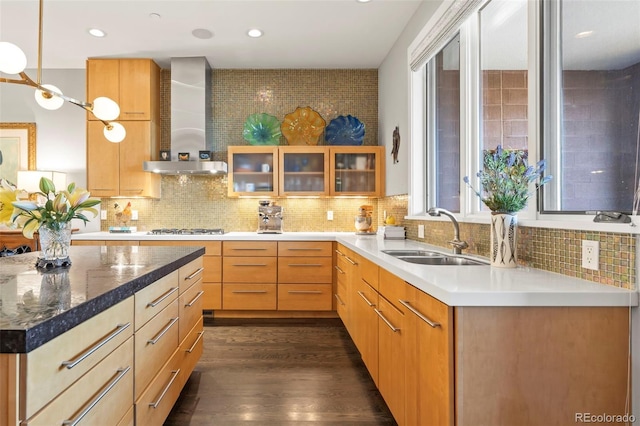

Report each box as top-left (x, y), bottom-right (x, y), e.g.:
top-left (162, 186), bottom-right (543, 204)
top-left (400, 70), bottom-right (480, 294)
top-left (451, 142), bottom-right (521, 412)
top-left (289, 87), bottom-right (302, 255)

top-left (192, 28), bottom-right (214, 39)
top-left (88, 28), bottom-right (106, 38)
top-left (575, 30), bottom-right (594, 39)
top-left (247, 29), bottom-right (263, 38)
top-left (357, 0), bottom-right (372, 3)
top-left (149, 12), bottom-right (161, 19)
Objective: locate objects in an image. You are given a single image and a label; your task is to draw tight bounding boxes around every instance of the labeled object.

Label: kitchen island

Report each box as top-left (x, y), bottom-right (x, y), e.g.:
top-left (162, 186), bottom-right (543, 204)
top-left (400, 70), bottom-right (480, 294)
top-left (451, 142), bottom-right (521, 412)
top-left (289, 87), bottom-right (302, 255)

top-left (0, 245), bottom-right (206, 425)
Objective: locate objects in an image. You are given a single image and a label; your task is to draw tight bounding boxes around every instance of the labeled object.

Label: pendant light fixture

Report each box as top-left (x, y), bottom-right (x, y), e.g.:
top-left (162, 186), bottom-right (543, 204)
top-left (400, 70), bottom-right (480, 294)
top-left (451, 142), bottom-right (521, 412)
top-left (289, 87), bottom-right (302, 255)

top-left (0, 0), bottom-right (126, 143)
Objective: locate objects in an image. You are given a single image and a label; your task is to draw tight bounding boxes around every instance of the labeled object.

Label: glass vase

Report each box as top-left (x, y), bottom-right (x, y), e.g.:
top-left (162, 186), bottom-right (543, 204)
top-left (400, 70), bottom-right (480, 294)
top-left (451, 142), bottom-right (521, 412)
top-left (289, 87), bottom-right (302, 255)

top-left (37, 222), bottom-right (72, 268)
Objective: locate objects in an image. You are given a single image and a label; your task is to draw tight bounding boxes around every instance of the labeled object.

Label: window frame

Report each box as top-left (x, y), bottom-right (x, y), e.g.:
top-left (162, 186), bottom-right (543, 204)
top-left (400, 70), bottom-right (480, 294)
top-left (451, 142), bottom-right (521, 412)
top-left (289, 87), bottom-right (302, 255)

top-left (407, 0), bottom-right (640, 234)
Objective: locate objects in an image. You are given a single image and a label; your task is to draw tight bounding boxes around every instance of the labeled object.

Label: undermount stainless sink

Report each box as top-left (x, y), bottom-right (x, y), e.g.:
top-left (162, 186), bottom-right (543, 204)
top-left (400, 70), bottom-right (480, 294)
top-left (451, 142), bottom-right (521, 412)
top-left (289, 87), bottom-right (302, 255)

top-left (382, 249), bottom-right (488, 266)
top-left (381, 249), bottom-right (444, 257)
top-left (397, 256), bottom-right (488, 266)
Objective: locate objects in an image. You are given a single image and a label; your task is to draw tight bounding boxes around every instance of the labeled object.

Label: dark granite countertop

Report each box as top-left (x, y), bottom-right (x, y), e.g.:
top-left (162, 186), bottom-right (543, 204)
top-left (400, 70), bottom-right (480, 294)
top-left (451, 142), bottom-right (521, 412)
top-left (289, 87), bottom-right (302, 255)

top-left (0, 245), bottom-right (205, 353)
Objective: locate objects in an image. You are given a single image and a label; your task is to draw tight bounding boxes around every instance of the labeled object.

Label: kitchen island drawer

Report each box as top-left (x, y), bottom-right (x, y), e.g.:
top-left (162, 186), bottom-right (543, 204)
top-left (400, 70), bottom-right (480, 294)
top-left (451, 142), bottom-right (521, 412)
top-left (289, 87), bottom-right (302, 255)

top-left (23, 338), bottom-right (134, 426)
top-left (222, 284), bottom-right (277, 310)
top-left (223, 257), bottom-right (277, 283)
top-left (134, 270), bottom-right (179, 331)
top-left (278, 283), bottom-right (333, 311)
top-left (223, 241), bottom-right (277, 256)
top-left (179, 279), bottom-right (204, 342)
top-left (278, 257), bottom-right (333, 283)
top-left (135, 300), bottom-right (179, 399)
top-left (278, 241), bottom-right (332, 257)
top-left (179, 257), bottom-right (204, 293)
top-left (177, 317), bottom-right (204, 387)
top-left (21, 297), bottom-right (134, 420)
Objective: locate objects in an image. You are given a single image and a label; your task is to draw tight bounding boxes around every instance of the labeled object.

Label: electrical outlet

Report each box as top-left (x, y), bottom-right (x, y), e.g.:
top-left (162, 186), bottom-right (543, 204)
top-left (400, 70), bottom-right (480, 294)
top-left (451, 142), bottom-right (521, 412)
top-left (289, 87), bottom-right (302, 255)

top-left (100, 210), bottom-right (107, 220)
top-left (418, 224), bottom-right (425, 239)
top-left (131, 210), bottom-right (139, 221)
top-left (582, 240), bottom-right (599, 270)
top-left (327, 211), bottom-right (333, 221)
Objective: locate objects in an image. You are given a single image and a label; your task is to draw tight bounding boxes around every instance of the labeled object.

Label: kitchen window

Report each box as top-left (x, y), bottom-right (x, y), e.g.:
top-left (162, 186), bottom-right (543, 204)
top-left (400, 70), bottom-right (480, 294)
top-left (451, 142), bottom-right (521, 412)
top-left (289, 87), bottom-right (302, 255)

top-left (408, 0), bottom-right (640, 230)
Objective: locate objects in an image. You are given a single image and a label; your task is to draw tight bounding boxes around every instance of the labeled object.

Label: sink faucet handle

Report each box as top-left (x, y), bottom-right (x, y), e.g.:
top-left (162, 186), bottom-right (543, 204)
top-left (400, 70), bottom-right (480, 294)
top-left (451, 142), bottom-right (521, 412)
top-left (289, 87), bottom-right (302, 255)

top-left (448, 239), bottom-right (469, 254)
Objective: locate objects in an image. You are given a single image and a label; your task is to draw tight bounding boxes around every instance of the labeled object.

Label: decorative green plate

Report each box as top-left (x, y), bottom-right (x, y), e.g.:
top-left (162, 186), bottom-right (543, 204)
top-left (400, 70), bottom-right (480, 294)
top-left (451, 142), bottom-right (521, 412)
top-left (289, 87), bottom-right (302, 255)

top-left (243, 113), bottom-right (282, 145)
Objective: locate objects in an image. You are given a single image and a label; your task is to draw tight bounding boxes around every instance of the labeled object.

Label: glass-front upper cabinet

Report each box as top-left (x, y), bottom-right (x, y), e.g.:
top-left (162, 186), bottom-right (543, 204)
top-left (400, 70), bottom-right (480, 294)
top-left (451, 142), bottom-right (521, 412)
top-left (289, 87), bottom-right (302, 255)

top-left (279, 146), bottom-right (329, 196)
top-left (228, 146), bottom-right (278, 197)
top-left (330, 146), bottom-right (385, 196)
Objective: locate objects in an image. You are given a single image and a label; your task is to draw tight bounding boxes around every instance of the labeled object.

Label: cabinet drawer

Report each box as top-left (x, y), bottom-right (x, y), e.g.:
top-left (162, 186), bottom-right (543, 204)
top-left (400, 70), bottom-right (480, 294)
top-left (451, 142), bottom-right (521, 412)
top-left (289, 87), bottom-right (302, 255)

top-left (22, 297), bottom-right (134, 419)
top-left (135, 346), bottom-right (182, 426)
top-left (278, 284), bottom-right (333, 311)
top-left (134, 270), bottom-right (179, 331)
top-left (222, 284), bottom-right (277, 310)
top-left (223, 257), bottom-right (277, 283)
top-left (24, 338), bottom-right (134, 426)
top-left (203, 282), bottom-right (222, 310)
top-left (135, 300), bottom-right (179, 399)
top-left (378, 267), bottom-right (409, 312)
top-left (203, 256), bottom-right (222, 282)
top-left (179, 257), bottom-right (204, 293)
top-left (278, 241), bottom-right (332, 257)
top-left (360, 256), bottom-right (379, 290)
top-left (223, 241), bottom-right (277, 256)
top-left (177, 318), bottom-right (205, 389)
top-left (116, 406), bottom-right (134, 426)
top-left (179, 280), bottom-right (204, 343)
top-left (278, 257), bottom-right (333, 283)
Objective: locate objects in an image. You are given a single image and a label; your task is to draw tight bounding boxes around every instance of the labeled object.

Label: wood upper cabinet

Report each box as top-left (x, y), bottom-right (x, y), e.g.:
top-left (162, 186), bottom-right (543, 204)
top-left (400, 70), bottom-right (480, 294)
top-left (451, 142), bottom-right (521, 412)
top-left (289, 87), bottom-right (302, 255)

top-left (86, 58), bottom-right (161, 198)
top-left (228, 146), bottom-right (384, 197)
top-left (86, 58), bottom-right (160, 121)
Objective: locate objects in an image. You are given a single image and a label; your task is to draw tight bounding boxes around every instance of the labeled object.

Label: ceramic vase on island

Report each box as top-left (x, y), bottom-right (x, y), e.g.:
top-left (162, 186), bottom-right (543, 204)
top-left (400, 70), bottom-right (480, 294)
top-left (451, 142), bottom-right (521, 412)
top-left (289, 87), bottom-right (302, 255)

top-left (490, 212), bottom-right (517, 268)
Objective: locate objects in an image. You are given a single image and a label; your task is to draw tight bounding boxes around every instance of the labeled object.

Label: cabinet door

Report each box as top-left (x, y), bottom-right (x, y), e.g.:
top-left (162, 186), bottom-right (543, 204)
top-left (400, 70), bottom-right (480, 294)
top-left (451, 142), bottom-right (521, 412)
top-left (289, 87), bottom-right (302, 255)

top-left (86, 59), bottom-right (120, 121)
top-left (87, 121), bottom-right (120, 197)
top-left (228, 146), bottom-right (278, 196)
top-left (279, 146), bottom-right (329, 196)
top-left (353, 279), bottom-right (379, 385)
top-left (119, 59), bottom-right (156, 120)
top-left (330, 146), bottom-right (385, 196)
top-left (402, 287), bottom-right (454, 426)
top-left (376, 296), bottom-right (405, 425)
top-left (119, 121), bottom-right (161, 198)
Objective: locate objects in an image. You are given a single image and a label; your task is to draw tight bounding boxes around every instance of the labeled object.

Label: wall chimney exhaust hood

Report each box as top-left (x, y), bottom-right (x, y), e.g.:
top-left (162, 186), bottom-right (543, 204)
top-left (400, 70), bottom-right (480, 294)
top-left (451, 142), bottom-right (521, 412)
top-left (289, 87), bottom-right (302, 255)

top-left (144, 57), bottom-right (227, 174)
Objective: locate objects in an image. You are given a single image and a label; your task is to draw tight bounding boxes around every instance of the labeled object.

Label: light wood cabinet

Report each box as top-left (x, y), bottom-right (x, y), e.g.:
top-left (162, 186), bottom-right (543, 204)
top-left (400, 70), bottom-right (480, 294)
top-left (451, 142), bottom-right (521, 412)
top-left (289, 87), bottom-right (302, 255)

top-left (86, 58), bottom-right (161, 198)
top-left (352, 271), bottom-right (379, 384)
top-left (228, 146), bottom-right (385, 197)
top-left (334, 244), bottom-right (360, 336)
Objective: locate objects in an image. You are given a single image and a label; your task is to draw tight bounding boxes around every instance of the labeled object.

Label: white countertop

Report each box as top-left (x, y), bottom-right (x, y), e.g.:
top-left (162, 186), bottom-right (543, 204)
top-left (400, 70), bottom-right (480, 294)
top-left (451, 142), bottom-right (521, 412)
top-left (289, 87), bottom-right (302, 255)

top-left (72, 231), bottom-right (639, 308)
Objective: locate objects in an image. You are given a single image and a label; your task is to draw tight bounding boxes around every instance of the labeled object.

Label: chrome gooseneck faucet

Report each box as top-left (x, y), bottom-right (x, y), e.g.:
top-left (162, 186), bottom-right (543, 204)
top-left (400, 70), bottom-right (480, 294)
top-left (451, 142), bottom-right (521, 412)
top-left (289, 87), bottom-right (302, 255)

top-left (427, 207), bottom-right (469, 255)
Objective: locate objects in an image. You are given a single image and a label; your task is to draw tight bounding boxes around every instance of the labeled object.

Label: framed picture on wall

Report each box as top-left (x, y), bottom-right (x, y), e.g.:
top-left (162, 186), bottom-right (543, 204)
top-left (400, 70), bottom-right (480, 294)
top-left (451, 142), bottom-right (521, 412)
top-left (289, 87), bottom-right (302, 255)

top-left (0, 122), bottom-right (36, 186)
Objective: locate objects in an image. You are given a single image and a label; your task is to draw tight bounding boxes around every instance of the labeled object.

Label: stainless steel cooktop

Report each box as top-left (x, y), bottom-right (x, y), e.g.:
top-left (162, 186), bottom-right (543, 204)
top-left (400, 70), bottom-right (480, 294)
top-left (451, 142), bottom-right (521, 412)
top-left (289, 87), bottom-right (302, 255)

top-left (147, 228), bottom-right (225, 235)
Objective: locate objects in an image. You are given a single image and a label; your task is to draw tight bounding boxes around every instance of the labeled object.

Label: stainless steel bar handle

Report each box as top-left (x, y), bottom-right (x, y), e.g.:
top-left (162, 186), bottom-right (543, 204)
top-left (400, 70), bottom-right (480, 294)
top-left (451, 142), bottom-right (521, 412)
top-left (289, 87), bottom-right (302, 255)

top-left (345, 256), bottom-right (358, 266)
top-left (232, 263), bottom-right (267, 266)
top-left (374, 308), bottom-right (400, 332)
top-left (186, 331), bottom-right (205, 353)
top-left (147, 287), bottom-right (179, 307)
top-left (147, 317), bottom-right (179, 344)
top-left (335, 249), bottom-right (345, 257)
top-left (398, 300), bottom-right (441, 328)
top-left (334, 265), bottom-right (345, 274)
top-left (232, 248), bottom-right (267, 250)
top-left (185, 290), bottom-right (205, 307)
top-left (334, 293), bottom-right (346, 306)
top-left (232, 290), bottom-right (268, 294)
top-left (287, 263), bottom-right (322, 267)
top-left (62, 366), bottom-right (131, 425)
top-left (185, 267), bottom-right (204, 280)
top-left (288, 290), bottom-right (323, 294)
top-left (149, 369), bottom-right (181, 408)
top-left (357, 291), bottom-right (375, 307)
top-left (62, 323), bottom-right (131, 369)
top-left (288, 248), bottom-right (322, 251)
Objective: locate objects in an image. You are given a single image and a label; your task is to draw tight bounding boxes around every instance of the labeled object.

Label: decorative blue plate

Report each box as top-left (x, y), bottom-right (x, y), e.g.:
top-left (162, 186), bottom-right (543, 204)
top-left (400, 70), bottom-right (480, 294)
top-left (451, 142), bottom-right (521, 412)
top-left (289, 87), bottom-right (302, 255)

top-left (243, 113), bottom-right (282, 145)
top-left (325, 115), bottom-right (365, 145)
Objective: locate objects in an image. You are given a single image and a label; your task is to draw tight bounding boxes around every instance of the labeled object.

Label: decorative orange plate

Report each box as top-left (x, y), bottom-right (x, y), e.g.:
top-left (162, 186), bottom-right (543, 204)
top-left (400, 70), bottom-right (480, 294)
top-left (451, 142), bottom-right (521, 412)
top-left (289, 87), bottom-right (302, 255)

top-left (281, 107), bottom-right (326, 145)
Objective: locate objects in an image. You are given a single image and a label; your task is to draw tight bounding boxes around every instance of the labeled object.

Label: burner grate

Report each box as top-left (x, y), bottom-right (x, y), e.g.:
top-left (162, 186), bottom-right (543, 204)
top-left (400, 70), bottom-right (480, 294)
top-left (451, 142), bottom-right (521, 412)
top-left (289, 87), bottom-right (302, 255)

top-left (148, 228), bottom-right (225, 235)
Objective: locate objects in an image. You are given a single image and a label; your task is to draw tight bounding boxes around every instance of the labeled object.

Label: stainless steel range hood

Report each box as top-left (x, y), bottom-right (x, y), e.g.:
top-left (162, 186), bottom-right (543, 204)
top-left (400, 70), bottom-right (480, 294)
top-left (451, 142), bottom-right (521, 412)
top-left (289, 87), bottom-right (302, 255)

top-left (144, 57), bottom-right (227, 175)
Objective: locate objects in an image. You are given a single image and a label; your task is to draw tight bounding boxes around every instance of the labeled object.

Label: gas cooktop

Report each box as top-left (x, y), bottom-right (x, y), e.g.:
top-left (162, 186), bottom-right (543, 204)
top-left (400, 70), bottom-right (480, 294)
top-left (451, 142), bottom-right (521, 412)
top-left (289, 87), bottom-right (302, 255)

top-left (147, 228), bottom-right (225, 235)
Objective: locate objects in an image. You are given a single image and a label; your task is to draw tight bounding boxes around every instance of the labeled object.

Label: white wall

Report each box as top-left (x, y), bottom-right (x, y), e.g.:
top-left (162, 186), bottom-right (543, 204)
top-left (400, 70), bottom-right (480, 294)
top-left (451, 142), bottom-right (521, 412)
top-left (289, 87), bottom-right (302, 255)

top-left (0, 68), bottom-right (100, 232)
top-left (378, 0), bottom-right (444, 196)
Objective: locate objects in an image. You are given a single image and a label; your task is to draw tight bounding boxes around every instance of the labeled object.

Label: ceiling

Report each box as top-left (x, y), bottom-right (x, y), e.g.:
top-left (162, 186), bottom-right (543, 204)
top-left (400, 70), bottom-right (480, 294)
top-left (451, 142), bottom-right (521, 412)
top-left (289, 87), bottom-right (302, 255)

top-left (0, 0), bottom-right (424, 70)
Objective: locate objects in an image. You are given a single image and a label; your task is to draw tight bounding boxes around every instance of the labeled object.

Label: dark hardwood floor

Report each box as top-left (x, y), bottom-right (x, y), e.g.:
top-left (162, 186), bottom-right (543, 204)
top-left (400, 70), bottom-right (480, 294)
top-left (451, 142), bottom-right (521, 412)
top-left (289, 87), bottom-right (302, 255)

top-left (164, 318), bottom-right (396, 425)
